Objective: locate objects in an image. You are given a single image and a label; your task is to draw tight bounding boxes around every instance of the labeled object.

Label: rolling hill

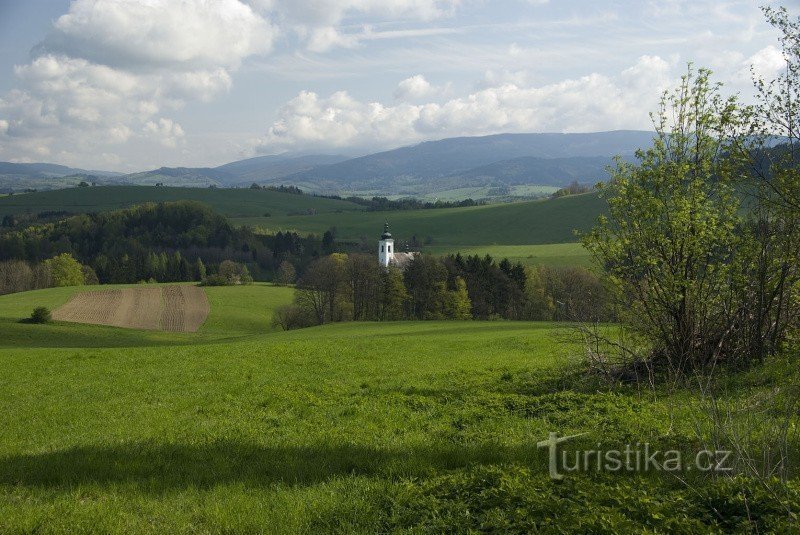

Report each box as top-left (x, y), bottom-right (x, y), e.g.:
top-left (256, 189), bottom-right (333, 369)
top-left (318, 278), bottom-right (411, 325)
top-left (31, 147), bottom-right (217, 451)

top-left (0, 186), bottom-right (603, 266)
top-left (427, 155), bottom-right (622, 191)
top-left (0, 131), bottom-right (653, 197)
top-left (278, 131), bottom-right (652, 194)
top-left (215, 154), bottom-right (349, 184)
top-left (121, 154), bottom-right (351, 188)
top-left (0, 162), bottom-right (123, 192)
top-left (0, 162), bottom-right (120, 178)
top-left (0, 283), bottom-right (791, 532)
top-left (0, 185), bottom-right (365, 219)
top-left (0, 185), bottom-right (604, 247)
top-left (234, 191), bottom-right (606, 246)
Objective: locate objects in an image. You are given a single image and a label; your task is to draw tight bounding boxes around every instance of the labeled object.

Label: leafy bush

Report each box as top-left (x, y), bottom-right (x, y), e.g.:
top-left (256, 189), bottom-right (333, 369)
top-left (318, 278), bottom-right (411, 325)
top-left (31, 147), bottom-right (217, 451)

top-left (200, 274), bottom-right (229, 286)
top-left (30, 306), bottom-right (52, 324)
top-left (43, 253), bottom-right (85, 287)
top-left (271, 303), bottom-right (316, 330)
top-left (200, 261), bottom-right (254, 286)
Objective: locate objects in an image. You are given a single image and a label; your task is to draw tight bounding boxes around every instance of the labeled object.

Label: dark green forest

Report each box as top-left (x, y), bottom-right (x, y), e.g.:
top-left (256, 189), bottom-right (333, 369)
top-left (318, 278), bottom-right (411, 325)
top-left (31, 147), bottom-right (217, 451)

top-left (0, 201), bottom-right (320, 284)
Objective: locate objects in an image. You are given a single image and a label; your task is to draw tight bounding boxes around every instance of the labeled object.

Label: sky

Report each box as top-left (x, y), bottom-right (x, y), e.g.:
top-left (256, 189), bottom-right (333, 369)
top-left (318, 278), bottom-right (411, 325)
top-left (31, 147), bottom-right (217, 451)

top-left (0, 0), bottom-right (793, 172)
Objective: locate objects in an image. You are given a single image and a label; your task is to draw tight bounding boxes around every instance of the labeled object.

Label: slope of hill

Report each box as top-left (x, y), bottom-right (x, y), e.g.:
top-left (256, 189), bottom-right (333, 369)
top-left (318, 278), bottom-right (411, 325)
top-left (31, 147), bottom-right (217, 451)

top-left (0, 186), bottom-right (365, 219)
top-left (0, 162), bottom-right (121, 178)
top-left (122, 154), bottom-right (351, 188)
top-left (0, 284), bottom-right (791, 532)
top-left (0, 186), bottom-right (603, 267)
top-left (0, 162), bottom-right (123, 192)
top-left (216, 154), bottom-right (349, 183)
top-left (432, 155), bottom-right (620, 190)
top-left (280, 131), bottom-right (652, 193)
top-left (234, 191), bottom-right (606, 246)
top-left (0, 132), bottom-right (652, 196)
top-left (0, 185), bottom-right (604, 252)
top-left (120, 167), bottom-right (238, 188)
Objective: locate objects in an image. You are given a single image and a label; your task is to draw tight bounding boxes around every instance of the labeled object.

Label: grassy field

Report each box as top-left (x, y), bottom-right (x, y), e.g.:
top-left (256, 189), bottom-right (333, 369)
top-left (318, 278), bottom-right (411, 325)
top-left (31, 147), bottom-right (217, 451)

top-left (425, 242), bottom-right (593, 267)
top-left (384, 185), bottom-right (560, 202)
top-left (238, 192), bottom-right (606, 246)
top-left (0, 186), bottom-right (603, 246)
top-left (0, 186), bottom-right (364, 218)
top-left (1, 284), bottom-right (796, 532)
top-left (0, 186), bottom-right (605, 267)
top-left (0, 283), bottom-right (294, 348)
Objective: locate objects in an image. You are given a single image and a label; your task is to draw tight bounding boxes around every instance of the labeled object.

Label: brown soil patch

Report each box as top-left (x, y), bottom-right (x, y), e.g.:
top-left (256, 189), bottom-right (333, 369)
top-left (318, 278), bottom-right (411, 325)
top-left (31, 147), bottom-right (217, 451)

top-left (53, 285), bottom-right (209, 332)
top-left (160, 285), bottom-right (209, 332)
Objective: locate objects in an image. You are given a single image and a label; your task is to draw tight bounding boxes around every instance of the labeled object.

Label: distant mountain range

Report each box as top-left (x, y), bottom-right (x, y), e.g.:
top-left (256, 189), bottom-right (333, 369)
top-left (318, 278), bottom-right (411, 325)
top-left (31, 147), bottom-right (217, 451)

top-left (0, 131), bottom-right (654, 198)
top-left (0, 162), bottom-right (125, 193)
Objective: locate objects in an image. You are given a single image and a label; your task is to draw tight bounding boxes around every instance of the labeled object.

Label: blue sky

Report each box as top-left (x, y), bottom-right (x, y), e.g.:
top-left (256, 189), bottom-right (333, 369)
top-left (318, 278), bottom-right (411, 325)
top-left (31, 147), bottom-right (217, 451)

top-left (0, 1), bottom-right (792, 171)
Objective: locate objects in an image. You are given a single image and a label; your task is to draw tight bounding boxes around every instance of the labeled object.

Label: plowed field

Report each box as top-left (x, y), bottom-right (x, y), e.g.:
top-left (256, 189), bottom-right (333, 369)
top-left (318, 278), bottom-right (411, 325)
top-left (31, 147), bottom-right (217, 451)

top-left (52, 286), bottom-right (209, 332)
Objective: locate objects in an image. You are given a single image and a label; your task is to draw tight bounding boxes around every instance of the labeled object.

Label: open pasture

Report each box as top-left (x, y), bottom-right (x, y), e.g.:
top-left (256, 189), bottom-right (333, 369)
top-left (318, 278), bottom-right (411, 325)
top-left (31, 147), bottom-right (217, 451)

top-left (0, 284), bottom-right (796, 532)
top-left (0, 186), bottom-right (364, 219)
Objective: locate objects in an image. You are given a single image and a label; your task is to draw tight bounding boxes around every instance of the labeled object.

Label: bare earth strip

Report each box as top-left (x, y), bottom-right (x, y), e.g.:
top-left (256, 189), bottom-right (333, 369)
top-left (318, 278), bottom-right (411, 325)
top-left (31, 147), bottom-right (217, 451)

top-left (176, 286), bottom-right (210, 333)
top-left (53, 286), bottom-right (209, 332)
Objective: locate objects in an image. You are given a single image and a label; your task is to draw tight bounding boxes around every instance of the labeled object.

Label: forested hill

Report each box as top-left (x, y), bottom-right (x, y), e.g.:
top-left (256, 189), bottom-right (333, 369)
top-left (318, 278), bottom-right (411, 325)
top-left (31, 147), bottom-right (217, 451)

top-left (0, 201), bottom-right (322, 284)
top-left (278, 131), bottom-right (652, 193)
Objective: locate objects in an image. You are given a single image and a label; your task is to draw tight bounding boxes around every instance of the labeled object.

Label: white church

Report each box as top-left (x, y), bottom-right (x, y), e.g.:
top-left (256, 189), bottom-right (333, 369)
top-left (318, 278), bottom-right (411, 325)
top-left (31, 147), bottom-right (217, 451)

top-left (378, 222), bottom-right (417, 269)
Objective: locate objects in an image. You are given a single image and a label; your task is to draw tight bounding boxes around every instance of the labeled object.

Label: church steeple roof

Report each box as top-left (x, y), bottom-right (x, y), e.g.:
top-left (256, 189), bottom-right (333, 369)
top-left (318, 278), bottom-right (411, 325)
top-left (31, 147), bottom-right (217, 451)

top-left (380, 222), bottom-right (392, 240)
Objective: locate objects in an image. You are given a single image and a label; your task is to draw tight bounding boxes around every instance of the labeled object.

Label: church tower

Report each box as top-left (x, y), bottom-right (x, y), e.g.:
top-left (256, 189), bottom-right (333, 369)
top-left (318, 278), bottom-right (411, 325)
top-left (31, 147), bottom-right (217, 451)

top-left (378, 222), bottom-right (394, 267)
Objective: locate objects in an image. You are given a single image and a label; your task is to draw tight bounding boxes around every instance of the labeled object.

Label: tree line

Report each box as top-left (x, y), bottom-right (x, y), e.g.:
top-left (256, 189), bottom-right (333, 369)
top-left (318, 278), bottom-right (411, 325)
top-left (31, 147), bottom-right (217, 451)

top-left (0, 253), bottom-right (97, 295)
top-left (273, 252), bottom-right (612, 330)
top-left (0, 201), bottom-right (331, 289)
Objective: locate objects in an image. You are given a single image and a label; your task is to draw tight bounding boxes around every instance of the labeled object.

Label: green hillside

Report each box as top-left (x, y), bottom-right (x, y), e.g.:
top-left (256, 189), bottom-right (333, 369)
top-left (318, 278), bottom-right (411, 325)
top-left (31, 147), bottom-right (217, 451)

top-left (236, 191), bottom-right (606, 246)
top-left (0, 283), bottom-right (294, 349)
top-left (0, 186), bottom-right (364, 219)
top-left (1, 284), bottom-right (793, 532)
top-left (0, 187), bottom-right (604, 267)
top-left (0, 186), bottom-right (603, 242)
top-left (425, 242), bottom-right (593, 267)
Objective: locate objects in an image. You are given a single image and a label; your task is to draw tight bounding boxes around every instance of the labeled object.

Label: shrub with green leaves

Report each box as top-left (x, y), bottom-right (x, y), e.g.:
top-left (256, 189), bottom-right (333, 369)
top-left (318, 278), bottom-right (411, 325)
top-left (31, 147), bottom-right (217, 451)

top-left (29, 306), bottom-right (51, 324)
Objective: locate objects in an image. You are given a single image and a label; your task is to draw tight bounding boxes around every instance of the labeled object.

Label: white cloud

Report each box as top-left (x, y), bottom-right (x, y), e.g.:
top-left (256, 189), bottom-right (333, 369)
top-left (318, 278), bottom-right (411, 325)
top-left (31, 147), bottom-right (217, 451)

top-left (144, 118), bottom-right (186, 148)
top-left (306, 27), bottom-right (361, 53)
top-left (0, 0), bottom-right (274, 168)
top-left (262, 0), bottom-right (460, 51)
top-left (394, 75), bottom-right (447, 101)
top-left (258, 55), bottom-right (674, 153)
top-left (479, 69), bottom-right (531, 89)
top-left (0, 0), bottom-right (465, 167)
top-left (748, 45), bottom-right (785, 82)
top-left (269, 0), bottom-right (459, 26)
top-left (46, 0), bottom-right (275, 69)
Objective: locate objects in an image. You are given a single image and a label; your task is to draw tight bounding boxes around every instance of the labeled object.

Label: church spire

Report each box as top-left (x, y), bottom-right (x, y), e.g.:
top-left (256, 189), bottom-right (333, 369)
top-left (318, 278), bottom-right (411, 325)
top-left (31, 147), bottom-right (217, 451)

top-left (378, 222), bottom-right (394, 267)
top-left (380, 221), bottom-right (392, 239)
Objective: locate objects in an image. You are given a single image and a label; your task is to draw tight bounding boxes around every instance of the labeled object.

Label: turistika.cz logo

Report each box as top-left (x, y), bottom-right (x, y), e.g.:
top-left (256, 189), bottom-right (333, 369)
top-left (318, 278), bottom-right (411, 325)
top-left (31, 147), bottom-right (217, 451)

top-left (537, 432), bottom-right (733, 480)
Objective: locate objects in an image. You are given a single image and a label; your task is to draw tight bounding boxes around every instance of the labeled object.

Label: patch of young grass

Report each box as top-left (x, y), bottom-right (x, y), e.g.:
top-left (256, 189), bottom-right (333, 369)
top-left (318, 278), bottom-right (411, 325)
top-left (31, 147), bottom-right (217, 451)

top-left (233, 191), bottom-right (606, 246)
top-left (425, 242), bottom-right (593, 267)
top-left (0, 286), bottom-right (796, 532)
top-left (0, 185), bottom-right (364, 219)
top-left (0, 283), bottom-right (293, 348)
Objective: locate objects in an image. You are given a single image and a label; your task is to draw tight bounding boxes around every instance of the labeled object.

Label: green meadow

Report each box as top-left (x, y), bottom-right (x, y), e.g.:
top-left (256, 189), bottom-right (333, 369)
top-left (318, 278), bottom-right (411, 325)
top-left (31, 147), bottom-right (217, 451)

top-left (424, 243), bottom-right (593, 267)
top-left (0, 186), bottom-right (603, 267)
top-left (0, 186), bottom-right (363, 218)
top-left (1, 284), bottom-right (796, 533)
top-left (236, 191), bottom-right (606, 246)
top-left (396, 184), bottom-right (561, 202)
